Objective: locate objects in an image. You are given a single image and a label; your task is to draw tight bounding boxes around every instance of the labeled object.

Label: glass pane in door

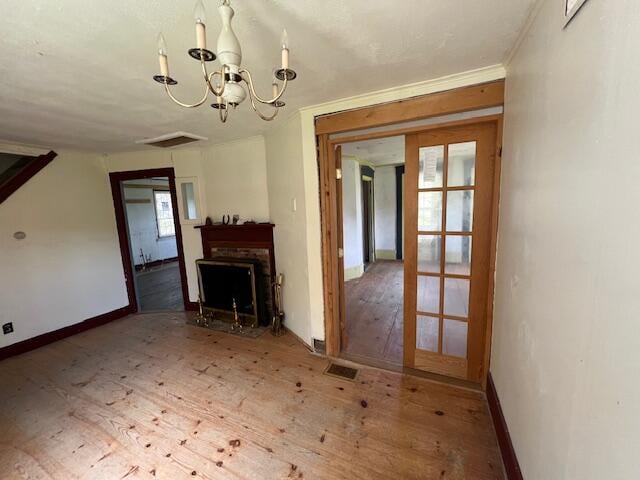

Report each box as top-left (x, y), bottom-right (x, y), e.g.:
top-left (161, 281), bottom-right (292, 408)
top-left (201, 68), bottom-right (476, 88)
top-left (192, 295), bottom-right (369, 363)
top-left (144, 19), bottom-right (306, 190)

top-left (443, 319), bottom-right (468, 358)
top-left (445, 236), bottom-right (472, 275)
top-left (447, 142), bottom-right (476, 187)
top-left (443, 278), bottom-right (470, 317)
top-left (417, 315), bottom-right (439, 352)
top-left (418, 146), bottom-right (444, 189)
top-left (417, 235), bottom-right (441, 273)
top-left (417, 275), bottom-right (440, 314)
top-left (446, 190), bottom-right (474, 232)
top-left (418, 192), bottom-right (442, 231)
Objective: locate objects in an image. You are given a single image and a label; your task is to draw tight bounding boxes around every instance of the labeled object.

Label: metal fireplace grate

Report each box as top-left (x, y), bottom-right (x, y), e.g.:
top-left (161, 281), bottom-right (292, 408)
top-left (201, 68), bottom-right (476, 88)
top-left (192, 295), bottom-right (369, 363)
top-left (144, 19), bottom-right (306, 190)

top-left (324, 363), bottom-right (359, 381)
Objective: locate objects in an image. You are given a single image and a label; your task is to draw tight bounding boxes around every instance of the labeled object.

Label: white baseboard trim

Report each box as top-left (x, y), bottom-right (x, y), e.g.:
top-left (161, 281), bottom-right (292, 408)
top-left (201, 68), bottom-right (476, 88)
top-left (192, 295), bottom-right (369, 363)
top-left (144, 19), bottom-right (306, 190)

top-left (344, 264), bottom-right (365, 281)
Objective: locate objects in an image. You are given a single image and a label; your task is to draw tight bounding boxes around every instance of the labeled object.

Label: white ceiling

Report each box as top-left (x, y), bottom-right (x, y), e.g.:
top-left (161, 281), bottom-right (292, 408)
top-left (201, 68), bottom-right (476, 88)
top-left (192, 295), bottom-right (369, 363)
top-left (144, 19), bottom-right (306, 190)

top-left (0, 0), bottom-right (535, 152)
top-left (342, 136), bottom-right (405, 166)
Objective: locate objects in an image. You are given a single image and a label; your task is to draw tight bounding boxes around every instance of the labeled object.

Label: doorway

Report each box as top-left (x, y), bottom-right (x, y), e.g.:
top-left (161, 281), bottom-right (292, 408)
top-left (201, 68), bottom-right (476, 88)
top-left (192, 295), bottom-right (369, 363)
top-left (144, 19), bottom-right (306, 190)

top-left (318, 93), bottom-right (503, 385)
top-left (109, 168), bottom-right (190, 313)
top-left (338, 137), bottom-right (406, 366)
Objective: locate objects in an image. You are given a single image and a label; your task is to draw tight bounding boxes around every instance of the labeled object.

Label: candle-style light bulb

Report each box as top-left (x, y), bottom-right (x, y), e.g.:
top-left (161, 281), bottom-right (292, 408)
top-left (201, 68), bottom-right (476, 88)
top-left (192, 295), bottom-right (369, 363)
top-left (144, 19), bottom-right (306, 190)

top-left (157, 33), bottom-right (169, 77)
top-left (272, 79), bottom-right (279, 98)
top-left (194, 0), bottom-right (207, 24)
top-left (280, 29), bottom-right (289, 70)
top-left (158, 33), bottom-right (168, 56)
top-left (194, 0), bottom-right (207, 49)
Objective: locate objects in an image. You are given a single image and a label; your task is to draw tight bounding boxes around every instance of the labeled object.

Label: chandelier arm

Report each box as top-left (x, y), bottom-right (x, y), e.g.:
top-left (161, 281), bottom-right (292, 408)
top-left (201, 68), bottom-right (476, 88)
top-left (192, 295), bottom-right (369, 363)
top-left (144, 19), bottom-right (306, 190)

top-left (245, 82), bottom-right (279, 121)
top-left (239, 68), bottom-right (288, 105)
top-left (163, 81), bottom-right (209, 108)
top-left (200, 57), bottom-right (226, 97)
top-left (219, 105), bottom-right (229, 123)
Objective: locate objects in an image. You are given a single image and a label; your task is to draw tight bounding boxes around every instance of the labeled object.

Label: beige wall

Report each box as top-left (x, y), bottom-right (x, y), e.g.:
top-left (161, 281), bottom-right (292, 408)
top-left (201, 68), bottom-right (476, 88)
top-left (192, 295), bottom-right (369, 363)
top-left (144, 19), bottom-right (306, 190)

top-left (493, 1), bottom-right (640, 478)
top-left (0, 151), bottom-right (128, 348)
top-left (264, 112), bottom-right (313, 344)
top-left (104, 136), bottom-right (270, 303)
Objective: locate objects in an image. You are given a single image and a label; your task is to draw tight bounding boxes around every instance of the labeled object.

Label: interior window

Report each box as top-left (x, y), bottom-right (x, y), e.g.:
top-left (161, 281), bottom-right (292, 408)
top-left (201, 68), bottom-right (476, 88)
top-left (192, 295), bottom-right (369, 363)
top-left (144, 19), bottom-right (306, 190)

top-left (153, 190), bottom-right (175, 237)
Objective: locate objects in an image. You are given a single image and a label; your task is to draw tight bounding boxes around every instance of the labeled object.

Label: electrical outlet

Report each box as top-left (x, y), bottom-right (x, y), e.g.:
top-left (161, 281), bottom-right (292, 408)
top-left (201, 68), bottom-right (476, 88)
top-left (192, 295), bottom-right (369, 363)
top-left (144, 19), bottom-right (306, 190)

top-left (2, 322), bottom-right (14, 335)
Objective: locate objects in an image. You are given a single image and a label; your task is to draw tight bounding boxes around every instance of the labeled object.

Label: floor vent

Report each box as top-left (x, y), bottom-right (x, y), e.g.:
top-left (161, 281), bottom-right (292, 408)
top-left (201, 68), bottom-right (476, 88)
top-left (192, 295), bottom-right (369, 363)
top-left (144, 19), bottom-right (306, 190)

top-left (324, 363), bottom-right (359, 381)
top-left (136, 131), bottom-right (208, 149)
top-left (313, 338), bottom-right (326, 354)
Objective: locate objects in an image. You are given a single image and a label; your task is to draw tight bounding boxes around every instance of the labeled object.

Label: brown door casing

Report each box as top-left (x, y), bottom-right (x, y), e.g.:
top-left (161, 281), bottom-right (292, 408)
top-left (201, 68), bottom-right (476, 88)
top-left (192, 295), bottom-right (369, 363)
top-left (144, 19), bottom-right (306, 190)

top-left (109, 168), bottom-right (191, 312)
top-left (317, 81), bottom-right (505, 385)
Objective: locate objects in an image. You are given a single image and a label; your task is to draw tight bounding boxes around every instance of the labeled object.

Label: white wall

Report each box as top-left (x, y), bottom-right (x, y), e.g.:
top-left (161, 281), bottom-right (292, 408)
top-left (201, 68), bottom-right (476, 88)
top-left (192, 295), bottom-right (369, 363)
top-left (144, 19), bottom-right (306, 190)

top-left (341, 157), bottom-right (364, 280)
top-left (104, 137), bottom-right (270, 302)
top-left (0, 151), bottom-right (128, 348)
top-left (493, 1), bottom-right (640, 479)
top-left (264, 112), bottom-right (313, 344)
top-left (374, 166), bottom-right (397, 259)
top-left (123, 183), bottom-right (178, 265)
top-left (202, 136), bottom-right (270, 223)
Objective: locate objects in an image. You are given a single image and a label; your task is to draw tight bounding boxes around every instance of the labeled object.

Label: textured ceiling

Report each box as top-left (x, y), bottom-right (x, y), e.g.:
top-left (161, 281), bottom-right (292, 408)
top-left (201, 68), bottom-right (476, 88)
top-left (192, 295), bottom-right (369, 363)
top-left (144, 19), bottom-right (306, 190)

top-left (0, 0), bottom-right (535, 152)
top-left (342, 136), bottom-right (405, 166)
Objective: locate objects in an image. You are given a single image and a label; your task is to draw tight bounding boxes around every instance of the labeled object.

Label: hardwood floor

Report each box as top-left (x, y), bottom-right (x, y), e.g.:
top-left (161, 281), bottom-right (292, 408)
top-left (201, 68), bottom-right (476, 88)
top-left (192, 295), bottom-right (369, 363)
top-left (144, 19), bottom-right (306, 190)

top-left (0, 312), bottom-right (503, 479)
top-left (344, 260), bottom-right (468, 364)
top-left (343, 260), bottom-right (404, 364)
top-left (136, 261), bottom-right (184, 312)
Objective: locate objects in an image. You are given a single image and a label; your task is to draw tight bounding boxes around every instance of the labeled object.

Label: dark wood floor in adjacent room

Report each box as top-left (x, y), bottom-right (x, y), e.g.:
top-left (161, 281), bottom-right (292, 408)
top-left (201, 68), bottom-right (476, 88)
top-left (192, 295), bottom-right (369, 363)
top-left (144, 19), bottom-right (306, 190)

top-left (136, 261), bottom-right (184, 312)
top-left (0, 312), bottom-right (503, 479)
top-left (343, 260), bottom-right (404, 365)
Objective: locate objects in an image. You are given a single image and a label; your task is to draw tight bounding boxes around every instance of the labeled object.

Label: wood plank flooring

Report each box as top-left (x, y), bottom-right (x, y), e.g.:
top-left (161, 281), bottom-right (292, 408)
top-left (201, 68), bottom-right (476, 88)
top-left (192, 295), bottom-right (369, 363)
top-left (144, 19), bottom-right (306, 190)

top-left (136, 262), bottom-right (184, 312)
top-left (343, 261), bottom-right (404, 364)
top-left (0, 312), bottom-right (503, 479)
top-left (344, 260), bottom-right (468, 364)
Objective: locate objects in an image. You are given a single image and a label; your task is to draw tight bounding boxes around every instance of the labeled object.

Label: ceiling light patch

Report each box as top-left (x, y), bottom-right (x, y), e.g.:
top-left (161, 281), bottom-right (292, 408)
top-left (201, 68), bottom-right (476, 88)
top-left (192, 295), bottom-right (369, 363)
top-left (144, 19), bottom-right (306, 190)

top-left (136, 131), bottom-right (208, 148)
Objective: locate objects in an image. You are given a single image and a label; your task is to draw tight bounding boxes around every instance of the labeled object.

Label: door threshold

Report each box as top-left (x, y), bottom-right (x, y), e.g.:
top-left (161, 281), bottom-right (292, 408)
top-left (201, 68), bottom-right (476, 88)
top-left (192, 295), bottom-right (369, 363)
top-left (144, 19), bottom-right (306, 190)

top-left (338, 351), bottom-right (482, 392)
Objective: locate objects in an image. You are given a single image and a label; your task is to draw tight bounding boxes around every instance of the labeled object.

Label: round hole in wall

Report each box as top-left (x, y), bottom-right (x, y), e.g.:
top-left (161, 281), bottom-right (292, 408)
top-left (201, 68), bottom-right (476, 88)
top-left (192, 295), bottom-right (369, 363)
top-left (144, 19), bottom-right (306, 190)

top-left (13, 231), bottom-right (26, 240)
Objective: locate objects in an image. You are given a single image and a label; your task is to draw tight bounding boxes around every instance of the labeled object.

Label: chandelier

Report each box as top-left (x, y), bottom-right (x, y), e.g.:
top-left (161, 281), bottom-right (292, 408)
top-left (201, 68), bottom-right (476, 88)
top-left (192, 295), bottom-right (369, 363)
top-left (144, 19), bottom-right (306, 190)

top-left (153, 0), bottom-right (297, 123)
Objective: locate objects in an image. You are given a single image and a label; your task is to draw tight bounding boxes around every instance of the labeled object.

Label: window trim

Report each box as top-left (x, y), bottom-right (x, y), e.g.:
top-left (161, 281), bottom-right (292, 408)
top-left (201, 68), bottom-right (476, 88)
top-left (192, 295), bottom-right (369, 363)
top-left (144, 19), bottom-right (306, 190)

top-left (153, 189), bottom-right (176, 239)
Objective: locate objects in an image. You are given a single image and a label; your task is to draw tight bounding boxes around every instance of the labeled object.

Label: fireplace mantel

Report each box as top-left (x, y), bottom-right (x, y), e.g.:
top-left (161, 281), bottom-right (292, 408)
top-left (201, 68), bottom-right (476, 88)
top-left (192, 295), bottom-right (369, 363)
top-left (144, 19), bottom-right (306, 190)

top-left (195, 223), bottom-right (276, 319)
top-left (195, 223), bottom-right (275, 251)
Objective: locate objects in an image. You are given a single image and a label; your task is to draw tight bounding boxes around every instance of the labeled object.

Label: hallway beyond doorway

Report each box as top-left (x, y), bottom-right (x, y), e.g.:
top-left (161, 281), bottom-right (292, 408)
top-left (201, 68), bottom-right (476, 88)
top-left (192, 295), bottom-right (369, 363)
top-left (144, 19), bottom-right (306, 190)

top-left (343, 260), bottom-right (404, 365)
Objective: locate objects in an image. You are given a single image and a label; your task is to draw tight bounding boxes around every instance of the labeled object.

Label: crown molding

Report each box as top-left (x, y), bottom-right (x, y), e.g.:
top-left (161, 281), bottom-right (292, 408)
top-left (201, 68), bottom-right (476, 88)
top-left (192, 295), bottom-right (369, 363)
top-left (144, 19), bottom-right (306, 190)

top-left (300, 65), bottom-right (506, 118)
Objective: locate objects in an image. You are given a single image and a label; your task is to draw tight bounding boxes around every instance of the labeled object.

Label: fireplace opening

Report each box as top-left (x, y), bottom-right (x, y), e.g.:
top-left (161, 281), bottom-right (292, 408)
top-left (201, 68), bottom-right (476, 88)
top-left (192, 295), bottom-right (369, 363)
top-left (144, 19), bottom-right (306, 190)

top-left (196, 258), bottom-right (267, 327)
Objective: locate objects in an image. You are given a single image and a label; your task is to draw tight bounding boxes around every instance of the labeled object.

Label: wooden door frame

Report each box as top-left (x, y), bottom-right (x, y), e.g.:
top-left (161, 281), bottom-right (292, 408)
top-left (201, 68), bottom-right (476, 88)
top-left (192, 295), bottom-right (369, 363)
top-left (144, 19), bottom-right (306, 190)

top-left (109, 168), bottom-right (191, 312)
top-left (316, 80), bottom-right (504, 389)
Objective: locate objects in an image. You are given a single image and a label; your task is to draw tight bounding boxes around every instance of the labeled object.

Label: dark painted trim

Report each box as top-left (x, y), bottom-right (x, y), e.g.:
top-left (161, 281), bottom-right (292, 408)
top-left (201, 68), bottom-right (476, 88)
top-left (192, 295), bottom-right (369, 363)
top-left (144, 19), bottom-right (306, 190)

top-left (360, 165), bottom-right (375, 178)
top-left (0, 150), bottom-right (57, 204)
top-left (109, 168), bottom-right (190, 312)
top-left (487, 373), bottom-right (523, 480)
top-left (185, 301), bottom-right (199, 312)
top-left (395, 165), bottom-right (404, 260)
top-left (134, 256), bottom-right (179, 271)
top-left (0, 305), bottom-right (131, 362)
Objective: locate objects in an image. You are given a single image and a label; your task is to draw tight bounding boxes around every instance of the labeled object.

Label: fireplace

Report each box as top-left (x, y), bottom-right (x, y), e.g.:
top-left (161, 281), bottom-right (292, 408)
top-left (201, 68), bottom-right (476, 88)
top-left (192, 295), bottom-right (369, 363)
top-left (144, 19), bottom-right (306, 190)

top-left (195, 223), bottom-right (275, 327)
top-left (196, 258), bottom-right (266, 326)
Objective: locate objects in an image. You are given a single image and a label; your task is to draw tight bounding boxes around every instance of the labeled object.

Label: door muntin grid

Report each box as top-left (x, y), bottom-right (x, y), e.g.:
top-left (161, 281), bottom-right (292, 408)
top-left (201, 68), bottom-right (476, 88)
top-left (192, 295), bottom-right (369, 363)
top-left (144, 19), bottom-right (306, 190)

top-left (415, 141), bottom-right (476, 358)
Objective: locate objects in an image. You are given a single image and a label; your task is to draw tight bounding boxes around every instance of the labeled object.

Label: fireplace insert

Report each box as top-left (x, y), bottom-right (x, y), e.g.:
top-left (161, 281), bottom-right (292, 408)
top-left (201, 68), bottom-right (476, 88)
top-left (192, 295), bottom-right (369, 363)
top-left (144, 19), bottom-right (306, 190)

top-left (196, 257), bottom-right (267, 326)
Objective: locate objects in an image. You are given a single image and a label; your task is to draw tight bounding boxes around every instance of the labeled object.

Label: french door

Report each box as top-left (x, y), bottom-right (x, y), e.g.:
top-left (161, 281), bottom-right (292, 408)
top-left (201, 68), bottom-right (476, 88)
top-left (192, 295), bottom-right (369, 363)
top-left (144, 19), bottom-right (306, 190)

top-left (404, 122), bottom-right (497, 382)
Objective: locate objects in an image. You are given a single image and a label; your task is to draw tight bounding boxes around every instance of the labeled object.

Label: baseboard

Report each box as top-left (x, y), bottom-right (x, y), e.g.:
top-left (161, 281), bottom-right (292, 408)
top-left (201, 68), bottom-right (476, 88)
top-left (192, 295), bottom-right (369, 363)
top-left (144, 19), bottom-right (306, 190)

top-left (375, 249), bottom-right (397, 260)
top-left (344, 264), bottom-right (365, 281)
top-left (0, 305), bottom-right (132, 362)
top-left (134, 256), bottom-right (179, 271)
top-left (185, 301), bottom-right (199, 311)
top-left (487, 373), bottom-right (523, 480)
